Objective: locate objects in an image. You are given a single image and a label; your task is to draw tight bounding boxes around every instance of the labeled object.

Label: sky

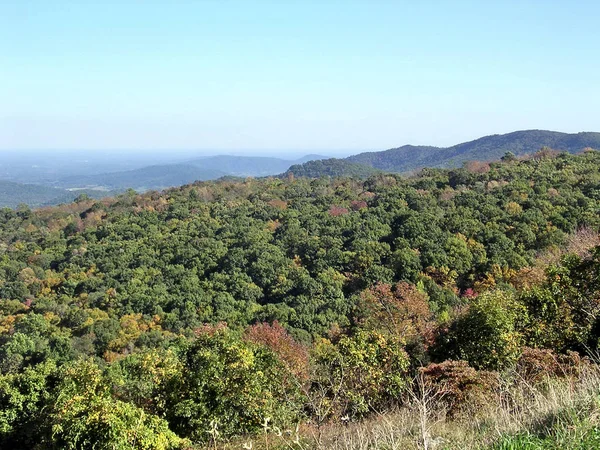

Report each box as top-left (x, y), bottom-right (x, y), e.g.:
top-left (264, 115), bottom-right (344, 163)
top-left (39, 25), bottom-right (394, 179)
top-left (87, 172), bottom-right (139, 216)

top-left (1, 0), bottom-right (599, 153)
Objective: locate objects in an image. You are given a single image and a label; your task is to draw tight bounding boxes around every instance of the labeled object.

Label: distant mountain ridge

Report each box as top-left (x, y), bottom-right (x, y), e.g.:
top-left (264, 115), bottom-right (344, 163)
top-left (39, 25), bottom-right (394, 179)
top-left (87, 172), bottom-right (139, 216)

top-left (54, 154), bottom-right (328, 191)
top-left (0, 154), bottom-right (329, 207)
top-left (287, 130), bottom-right (600, 177)
top-left (0, 180), bottom-right (114, 209)
top-left (56, 164), bottom-right (228, 191)
top-left (186, 154), bottom-right (327, 177)
top-left (3, 131), bottom-right (599, 208)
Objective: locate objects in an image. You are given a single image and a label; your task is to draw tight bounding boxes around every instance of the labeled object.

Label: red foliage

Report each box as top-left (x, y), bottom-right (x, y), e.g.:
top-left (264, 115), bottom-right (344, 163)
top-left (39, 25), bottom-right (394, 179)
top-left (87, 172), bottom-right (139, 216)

top-left (533, 147), bottom-right (560, 160)
top-left (244, 321), bottom-right (309, 381)
top-left (461, 288), bottom-right (477, 299)
top-left (350, 200), bottom-right (368, 211)
top-left (465, 160), bottom-right (491, 173)
top-left (328, 205), bottom-right (349, 216)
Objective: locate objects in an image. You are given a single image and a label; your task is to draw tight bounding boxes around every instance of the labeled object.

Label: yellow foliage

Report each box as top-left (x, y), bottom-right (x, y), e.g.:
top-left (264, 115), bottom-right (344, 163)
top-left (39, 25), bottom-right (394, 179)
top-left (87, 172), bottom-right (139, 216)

top-left (43, 311), bottom-right (61, 325)
top-left (106, 313), bottom-right (163, 354)
top-left (505, 201), bottom-right (523, 215)
top-left (0, 314), bottom-right (18, 334)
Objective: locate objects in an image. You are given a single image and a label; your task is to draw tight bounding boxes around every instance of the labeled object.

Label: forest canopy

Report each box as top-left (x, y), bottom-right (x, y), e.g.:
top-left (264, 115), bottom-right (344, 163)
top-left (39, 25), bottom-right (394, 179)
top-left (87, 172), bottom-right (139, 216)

top-left (1, 149), bottom-right (600, 448)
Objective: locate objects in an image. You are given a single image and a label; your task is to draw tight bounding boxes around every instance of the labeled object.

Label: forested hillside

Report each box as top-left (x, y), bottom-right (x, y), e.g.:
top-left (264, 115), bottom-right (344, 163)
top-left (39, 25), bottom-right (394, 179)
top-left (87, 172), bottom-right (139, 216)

top-left (287, 130), bottom-right (600, 177)
top-left (1, 150), bottom-right (600, 448)
top-left (285, 158), bottom-right (380, 178)
top-left (348, 130), bottom-right (600, 172)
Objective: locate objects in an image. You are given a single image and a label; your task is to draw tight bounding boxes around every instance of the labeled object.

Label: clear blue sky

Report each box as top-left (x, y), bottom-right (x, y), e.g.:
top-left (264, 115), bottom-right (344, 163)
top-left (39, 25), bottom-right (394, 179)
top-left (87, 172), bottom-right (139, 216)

top-left (1, 0), bottom-right (599, 152)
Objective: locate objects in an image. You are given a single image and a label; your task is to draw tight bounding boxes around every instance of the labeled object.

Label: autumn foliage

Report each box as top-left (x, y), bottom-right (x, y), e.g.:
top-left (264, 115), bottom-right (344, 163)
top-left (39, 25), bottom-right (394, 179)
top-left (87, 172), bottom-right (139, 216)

top-left (244, 321), bottom-right (309, 381)
top-left (357, 282), bottom-right (434, 346)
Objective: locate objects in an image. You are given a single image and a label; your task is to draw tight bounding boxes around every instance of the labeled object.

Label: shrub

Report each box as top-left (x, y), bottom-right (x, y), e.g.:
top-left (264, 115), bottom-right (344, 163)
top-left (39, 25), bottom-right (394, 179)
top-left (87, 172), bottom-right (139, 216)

top-left (51, 359), bottom-right (184, 450)
top-left (309, 330), bottom-right (410, 419)
top-left (420, 360), bottom-right (498, 416)
top-left (244, 321), bottom-right (309, 382)
top-left (515, 347), bottom-right (588, 383)
top-left (165, 327), bottom-right (301, 440)
top-left (441, 290), bottom-right (525, 370)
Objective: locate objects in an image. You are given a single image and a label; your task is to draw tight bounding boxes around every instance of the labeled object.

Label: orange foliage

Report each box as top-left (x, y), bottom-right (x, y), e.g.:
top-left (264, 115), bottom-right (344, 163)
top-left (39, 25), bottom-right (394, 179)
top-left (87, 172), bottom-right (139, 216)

top-left (465, 160), bottom-right (491, 173)
top-left (420, 360), bottom-right (499, 416)
top-left (516, 347), bottom-right (588, 383)
top-left (358, 282), bottom-right (434, 345)
top-left (511, 266), bottom-right (546, 291)
top-left (350, 200), bottom-right (368, 211)
top-left (106, 313), bottom-right (162, 356)
top-left (268, 199), bottom-right (288, 210)
top-left (193, 321), bottom-right (228, 337)
top-left (473, 265), bottom-right (517, 293)
top-left (244, 321), bottom-right (309, 382)
top-left (266, 220), bottom-right (281, 232)
top-left (360, 191), bottom-right (376, 199)
top-left (328, 205), bottom-right (349, 216)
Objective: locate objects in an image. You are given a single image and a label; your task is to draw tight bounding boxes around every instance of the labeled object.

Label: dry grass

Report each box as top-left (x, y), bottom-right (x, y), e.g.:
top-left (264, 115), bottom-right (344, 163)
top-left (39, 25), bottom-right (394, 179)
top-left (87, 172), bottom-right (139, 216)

top-left (309, 366), bottom-right (600, 450)
top-left (537, 226), bottom-right (600, 267)
top-left (202, 363), bottom-right (600, 449)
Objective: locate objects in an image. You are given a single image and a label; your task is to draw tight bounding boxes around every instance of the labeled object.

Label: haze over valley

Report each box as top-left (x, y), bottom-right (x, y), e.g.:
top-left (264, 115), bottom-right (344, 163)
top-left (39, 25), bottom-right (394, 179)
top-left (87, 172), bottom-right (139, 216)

top-left (2, 130), bottom-right (598, 208)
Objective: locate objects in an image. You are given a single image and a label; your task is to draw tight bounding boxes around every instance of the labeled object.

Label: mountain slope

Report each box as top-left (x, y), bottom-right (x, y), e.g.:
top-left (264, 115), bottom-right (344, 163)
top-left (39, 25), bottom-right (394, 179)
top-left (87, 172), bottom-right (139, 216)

top-left (285, 158), bottom-right (381, 178)
top-left (287, 130), bottom-right (600, 177)
top-left (347, 130), bottom-right (600, 173)
top-left (345, 145), bottom-right (441, 173)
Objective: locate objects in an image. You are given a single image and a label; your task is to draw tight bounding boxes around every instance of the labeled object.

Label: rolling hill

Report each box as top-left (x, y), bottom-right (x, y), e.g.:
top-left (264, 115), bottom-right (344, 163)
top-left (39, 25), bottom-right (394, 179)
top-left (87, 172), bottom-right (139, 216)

top-left (55, 155), bottom-right (327, 191)
top-left (55, 164), bottom-right (228, 191)
top-left (0, 180), bottom-right (114, 209)
top-left (285, 158), bottom-right (381, 178)
top-left (287, 130), bottom-right (600, 177)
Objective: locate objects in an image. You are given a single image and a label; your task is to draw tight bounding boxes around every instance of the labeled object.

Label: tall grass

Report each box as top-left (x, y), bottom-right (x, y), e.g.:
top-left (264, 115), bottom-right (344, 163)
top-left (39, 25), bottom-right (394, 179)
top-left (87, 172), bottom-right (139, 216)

top-left (207, 363), bottom-right (600, 449)
top-left (298, 364), bottom-right (600, 450)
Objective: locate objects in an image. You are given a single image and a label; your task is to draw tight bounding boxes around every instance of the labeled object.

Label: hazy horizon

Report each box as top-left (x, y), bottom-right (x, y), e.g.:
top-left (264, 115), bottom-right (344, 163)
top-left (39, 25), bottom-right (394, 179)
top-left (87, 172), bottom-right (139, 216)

top-left (0, 148), bottom-right (353, 156)
top-left (0, 127), bottom-right (598, 156)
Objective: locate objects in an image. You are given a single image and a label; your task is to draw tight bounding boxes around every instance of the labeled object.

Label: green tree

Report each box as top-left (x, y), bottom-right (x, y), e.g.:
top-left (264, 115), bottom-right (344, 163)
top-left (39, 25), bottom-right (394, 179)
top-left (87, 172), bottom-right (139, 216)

top-left (442, 290), bottom-right (525, 370)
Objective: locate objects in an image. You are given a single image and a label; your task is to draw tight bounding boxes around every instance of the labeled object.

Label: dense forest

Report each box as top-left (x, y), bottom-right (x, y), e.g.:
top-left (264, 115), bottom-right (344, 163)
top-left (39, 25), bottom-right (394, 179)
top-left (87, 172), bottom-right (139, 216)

top-left (1, 149), bottom-right (600, 448)
top-left (285, 158), bottom-right (381, 179)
